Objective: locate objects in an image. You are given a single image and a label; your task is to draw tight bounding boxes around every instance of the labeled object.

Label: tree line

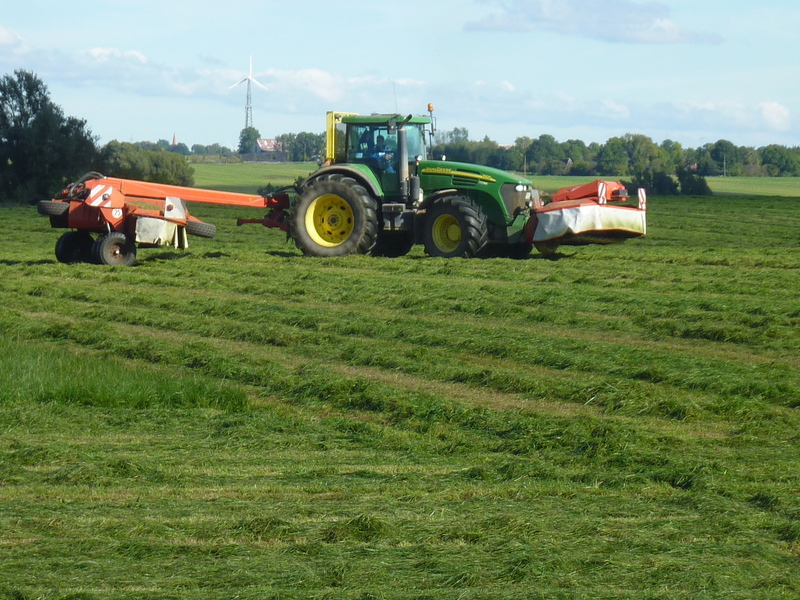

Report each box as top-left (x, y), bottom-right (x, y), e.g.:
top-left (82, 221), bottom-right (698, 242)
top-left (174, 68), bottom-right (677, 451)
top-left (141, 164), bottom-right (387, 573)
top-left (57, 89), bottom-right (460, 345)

top-left (432, 130), bottom-right (800, 178)
top-left (3, 69), bottom-right (799, 205)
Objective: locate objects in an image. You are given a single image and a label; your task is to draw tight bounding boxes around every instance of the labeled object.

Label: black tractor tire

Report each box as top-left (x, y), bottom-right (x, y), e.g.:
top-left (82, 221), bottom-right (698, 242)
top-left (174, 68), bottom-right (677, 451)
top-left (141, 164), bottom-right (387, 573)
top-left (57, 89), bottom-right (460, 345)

top-left (291, 174), bottom-right (379, 257)
top-left (54, 231), bottom-right (94, 264)
top-left (185, 221), bottom-right (217, 239)
top-left (37, 201), bottom-right (70, 216)
top-left (92, 232), bottom-right (137, 266)
top-left (423, 195), bottom-right (488, 258)
top-left (373, 231), bottom-right (415, 258)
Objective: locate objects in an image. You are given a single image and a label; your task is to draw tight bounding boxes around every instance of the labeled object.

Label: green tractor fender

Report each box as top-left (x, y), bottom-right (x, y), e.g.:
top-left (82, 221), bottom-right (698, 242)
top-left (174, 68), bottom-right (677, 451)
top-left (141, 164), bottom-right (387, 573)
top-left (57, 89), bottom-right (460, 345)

top-left (300, 164), bottom-right (383, 199)
top-left (419, 188), bottom-right (510, 228)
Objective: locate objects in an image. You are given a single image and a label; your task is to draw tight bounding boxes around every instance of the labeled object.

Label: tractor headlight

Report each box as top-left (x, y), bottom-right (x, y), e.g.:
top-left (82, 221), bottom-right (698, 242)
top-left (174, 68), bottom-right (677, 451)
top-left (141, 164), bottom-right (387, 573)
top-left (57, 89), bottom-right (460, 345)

top-left (501, 183), bottom-right (532, 215)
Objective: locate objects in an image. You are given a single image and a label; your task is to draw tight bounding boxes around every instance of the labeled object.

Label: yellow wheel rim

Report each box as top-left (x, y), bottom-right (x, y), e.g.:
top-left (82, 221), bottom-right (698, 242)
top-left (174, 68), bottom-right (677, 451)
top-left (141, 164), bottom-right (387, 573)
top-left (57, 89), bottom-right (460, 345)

top-left (305, 194), bottom-right (355, 247)
top-left (431, 214), bottom-right (462, 254)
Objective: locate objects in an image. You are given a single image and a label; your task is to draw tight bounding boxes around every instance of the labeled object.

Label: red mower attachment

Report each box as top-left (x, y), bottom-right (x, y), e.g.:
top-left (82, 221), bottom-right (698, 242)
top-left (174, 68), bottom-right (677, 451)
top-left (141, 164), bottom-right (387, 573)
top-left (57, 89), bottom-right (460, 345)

top-left (527, 180), bottom-right (647, 254)
top-left (38, 172), bottom-right (292, 265)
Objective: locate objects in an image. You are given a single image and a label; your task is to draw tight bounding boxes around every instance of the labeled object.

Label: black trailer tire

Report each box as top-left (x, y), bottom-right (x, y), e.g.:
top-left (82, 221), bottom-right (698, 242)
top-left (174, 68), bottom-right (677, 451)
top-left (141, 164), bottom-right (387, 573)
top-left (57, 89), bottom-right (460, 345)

top-left (93, 232), bottom-right (137, 266)
top-left (291, 174), bottom-right (378, 257)
top-left (373, 231), bottom-right (415, 258)
top-left (37, 201), bottom-right (70, 217)
top-left (423, 195), bottom-right (488, 258)
top-left (55, 231), bottom-right (94, 264)
top-left (185, 221), bottom-right (217, 239)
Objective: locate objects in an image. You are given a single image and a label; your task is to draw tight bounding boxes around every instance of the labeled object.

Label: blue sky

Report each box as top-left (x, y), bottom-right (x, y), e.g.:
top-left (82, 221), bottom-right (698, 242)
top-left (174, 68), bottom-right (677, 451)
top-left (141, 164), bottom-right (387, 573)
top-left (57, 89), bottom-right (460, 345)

top-left (2, 0), bottom-right (798, 150)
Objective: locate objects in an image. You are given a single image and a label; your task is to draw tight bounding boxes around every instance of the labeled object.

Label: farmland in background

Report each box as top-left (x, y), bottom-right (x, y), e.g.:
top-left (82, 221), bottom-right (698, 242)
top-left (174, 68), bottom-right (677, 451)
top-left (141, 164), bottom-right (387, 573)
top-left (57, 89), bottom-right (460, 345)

top-left (1, 176), bottom-right (799, 598)
top-left (190, 162), bottom-right (800, 196)
top-left (191, 162), bottom-right (317, 194)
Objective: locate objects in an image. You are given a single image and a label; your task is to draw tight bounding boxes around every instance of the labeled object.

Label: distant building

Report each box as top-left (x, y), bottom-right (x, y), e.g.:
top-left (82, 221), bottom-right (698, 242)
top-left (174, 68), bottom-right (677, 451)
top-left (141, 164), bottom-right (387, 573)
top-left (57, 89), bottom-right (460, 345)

top-left (253, 139), bottom-right (288, 161)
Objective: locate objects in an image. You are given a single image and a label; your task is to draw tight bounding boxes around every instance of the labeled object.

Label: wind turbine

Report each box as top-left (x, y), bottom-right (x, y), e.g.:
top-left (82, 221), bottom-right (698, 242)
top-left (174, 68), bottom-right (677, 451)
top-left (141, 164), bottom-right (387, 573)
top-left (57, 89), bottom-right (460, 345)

top-left (230, 56), bottom-right (267, 130)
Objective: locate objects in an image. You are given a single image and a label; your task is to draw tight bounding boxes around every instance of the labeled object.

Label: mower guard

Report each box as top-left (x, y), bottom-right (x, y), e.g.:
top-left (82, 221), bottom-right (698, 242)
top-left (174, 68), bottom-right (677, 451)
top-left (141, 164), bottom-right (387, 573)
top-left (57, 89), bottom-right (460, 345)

top-left (532, 180), bottom-right (647, 245)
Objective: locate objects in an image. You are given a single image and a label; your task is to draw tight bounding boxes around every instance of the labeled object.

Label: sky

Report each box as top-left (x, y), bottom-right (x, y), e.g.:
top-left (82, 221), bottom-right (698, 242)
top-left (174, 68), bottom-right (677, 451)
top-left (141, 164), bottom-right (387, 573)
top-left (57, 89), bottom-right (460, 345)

top-left (1, 0), bottom-right (798, 151)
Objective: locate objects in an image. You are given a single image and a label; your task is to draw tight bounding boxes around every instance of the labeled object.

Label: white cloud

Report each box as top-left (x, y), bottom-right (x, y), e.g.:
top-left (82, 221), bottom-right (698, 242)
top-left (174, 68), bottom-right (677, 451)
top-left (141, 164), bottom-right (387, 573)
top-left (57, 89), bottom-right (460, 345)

top-left (673, 99), bottom-right (792, 134)
top-left (599, 99), bottom-right (630, 119)
top-left (0, 25), bottom-right (24, 48)
top-left (264, 68), bottom-right (345, 102)
top-left (81, 48), bottom-right (149, 65)
top-left (466, 0), bottom-right (722, 44)
top-left (759, 101), bottom-right (790, 131)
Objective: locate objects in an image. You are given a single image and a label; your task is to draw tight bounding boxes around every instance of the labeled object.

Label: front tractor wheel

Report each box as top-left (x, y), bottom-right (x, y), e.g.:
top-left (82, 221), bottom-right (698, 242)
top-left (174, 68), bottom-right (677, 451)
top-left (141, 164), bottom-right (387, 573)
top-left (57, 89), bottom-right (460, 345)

top-left (291, 175), bottom-right (378, 257)
top-left (93, 232), bottom-right (137, 266)
top-left (423, 196), bottom-right (488, 258)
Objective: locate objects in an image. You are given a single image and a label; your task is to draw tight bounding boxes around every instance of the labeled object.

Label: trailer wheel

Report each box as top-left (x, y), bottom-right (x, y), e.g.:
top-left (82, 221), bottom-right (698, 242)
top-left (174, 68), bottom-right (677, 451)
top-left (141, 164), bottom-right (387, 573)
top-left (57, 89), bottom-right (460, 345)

top-left (373, 231), bottom-right (415, 258)
top-left (37, 201), bottom-right (70, 217)
top-left (93, 232), bottom-right (137, 266)
top-left (55, 231), bottom-right (94, 264)
top-left (534, 240), bottom-right (560, 255)
top-left (291, 174), bottom-right (378, 257)
top-left (423, 195), bottom-right (488, 258)
top-left (185, 221), bottom-right (217, 239)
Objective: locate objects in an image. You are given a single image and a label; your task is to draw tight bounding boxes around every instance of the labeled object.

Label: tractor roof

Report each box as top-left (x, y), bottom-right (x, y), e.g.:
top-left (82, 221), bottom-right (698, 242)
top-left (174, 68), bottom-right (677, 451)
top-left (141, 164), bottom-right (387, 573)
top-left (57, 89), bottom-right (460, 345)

top-left (341, 113), bottom-right (432, 126)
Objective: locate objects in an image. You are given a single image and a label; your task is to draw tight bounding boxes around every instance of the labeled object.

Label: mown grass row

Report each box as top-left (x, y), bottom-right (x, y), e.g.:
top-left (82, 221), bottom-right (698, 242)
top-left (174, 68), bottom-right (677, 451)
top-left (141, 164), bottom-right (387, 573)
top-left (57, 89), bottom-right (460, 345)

top-left (1, 194), bottom-right (799, 599)
top-left (3, 335), bottom-right (799, 599)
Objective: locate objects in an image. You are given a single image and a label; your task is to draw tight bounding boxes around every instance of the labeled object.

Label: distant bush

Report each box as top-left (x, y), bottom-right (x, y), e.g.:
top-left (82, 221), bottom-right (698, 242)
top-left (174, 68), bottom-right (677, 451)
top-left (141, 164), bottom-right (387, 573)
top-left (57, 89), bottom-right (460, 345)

top-left (677, 166), bottom-right (713, 195)
top-left (624, 169), bottom-right (679, 196)
top-left (98, 140), bottom-right (194, 186)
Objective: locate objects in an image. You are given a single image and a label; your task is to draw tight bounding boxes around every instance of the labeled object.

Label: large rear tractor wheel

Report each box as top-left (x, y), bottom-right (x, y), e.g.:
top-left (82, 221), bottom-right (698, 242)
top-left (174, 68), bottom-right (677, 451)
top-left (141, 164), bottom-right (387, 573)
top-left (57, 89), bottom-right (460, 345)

top-left (54, 231), bottom-right (94, 264)
top-left (291, 175), bottom-right (379, 257)
top-left (423, 195), bottom-right (488, 258)
top-left (93, 232), bottom-right (137, 266)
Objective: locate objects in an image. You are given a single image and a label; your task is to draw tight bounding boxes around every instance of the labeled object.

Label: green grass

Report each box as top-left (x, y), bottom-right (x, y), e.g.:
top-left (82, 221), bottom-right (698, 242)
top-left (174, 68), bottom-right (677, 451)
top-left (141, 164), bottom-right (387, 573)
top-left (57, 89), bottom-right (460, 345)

top-left (191, 162), bottom-right (317, 194)
top-left (1, 189), bottom-right (800, 599)
top-left (702, 176), bottom-right (800, 197)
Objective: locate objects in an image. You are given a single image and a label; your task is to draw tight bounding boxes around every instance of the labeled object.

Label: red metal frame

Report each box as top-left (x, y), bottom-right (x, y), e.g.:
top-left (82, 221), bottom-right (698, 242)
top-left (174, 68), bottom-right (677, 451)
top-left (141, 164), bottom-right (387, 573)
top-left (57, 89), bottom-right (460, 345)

top-left (53, 175), bottom-right (292, 234)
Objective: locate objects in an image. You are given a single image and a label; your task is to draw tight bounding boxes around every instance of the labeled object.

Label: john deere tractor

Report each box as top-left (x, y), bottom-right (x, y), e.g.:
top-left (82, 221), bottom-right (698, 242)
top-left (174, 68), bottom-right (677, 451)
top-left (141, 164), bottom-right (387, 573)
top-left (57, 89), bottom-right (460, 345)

top-left (290, 107), bottom-right (537, 258)
top-left (38, 107), bottom-right (644, 265)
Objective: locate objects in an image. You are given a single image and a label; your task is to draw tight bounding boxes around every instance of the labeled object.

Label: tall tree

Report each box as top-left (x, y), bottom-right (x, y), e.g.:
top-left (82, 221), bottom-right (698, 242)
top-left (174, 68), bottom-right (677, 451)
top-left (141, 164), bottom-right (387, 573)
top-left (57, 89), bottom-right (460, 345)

top-left (625, 133), bottom-right (662, 175)
top-left (238, 127), bottom-right (261, 154)
top-left (0, 70), bottom-right (96, 203)
top-left (526, 134), bottom-right (565, 173)
top-left (596, 137), bottom-right (629, 175)
top-left (294, 131), bottom-right (325, 161)
top-left (759, 144), bottom-right (800, 176)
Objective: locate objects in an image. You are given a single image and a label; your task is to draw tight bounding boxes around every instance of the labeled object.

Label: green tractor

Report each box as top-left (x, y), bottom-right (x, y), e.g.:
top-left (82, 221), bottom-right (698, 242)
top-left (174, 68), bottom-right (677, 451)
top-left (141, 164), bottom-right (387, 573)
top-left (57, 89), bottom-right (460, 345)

top-left (290, 108), bottom-right (537, 258)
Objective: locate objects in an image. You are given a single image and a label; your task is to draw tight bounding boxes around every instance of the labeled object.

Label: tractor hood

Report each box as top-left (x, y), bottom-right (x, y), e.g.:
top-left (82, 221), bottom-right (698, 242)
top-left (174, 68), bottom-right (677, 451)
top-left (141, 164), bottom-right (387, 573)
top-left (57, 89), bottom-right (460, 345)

top-left (418, 160), bottom-right (535, 224)
top-left (418, 161), bottom-right (531, 188)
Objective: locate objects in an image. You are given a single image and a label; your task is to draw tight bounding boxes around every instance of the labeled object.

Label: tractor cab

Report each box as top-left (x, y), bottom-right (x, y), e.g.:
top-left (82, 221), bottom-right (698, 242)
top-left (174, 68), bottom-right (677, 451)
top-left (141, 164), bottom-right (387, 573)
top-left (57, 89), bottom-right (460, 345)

top-left (325, 112), bottom-right (431, 199)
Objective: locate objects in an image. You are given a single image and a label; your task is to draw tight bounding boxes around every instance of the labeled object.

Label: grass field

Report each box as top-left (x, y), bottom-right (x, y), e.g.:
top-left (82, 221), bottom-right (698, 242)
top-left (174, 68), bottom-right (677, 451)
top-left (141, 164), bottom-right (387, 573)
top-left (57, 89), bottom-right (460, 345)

top-left (1, 182), bottom-right (800, 598)
top-left (191, 162), bottom-right (317, 194)
top-left (190, 162), bottom-right (800, 196)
